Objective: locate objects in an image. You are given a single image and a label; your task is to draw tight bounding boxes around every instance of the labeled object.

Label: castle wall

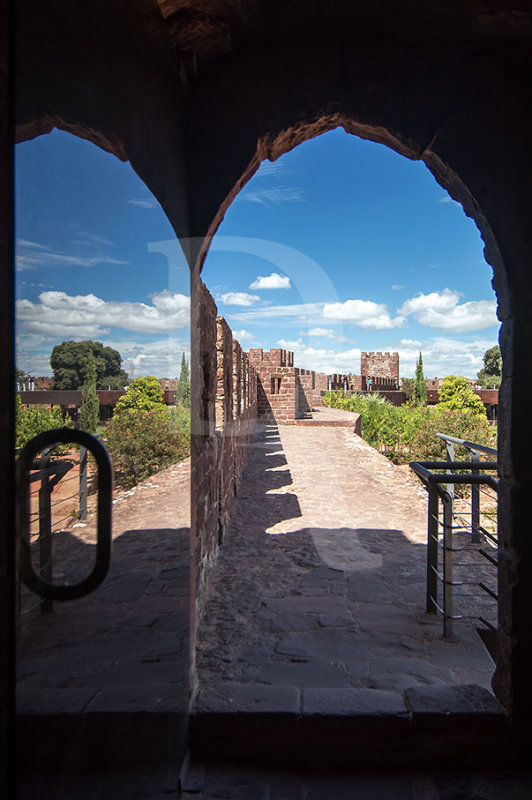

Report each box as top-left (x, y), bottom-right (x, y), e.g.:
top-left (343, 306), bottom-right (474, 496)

top-left (361, 351), bottom-right (399, 382)
top-left (191, 281), bottom-right (258, 674)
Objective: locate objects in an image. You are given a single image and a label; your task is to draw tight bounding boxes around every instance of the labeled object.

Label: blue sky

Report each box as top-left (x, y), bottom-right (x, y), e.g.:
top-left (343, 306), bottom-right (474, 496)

top-left (15, 127), bottom-right (499, 379)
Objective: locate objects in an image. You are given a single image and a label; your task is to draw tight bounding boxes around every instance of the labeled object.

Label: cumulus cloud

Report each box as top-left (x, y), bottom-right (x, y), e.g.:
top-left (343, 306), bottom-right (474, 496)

top-left (109, 337), bottom-right (190, 378)
top-left (384, 336), bottom-right (498, 378)
top-left (276, 339), bottom-right (361, 373)
top-left (300, 327), bottom-right (335, 338)
top-left (232, 329), bottom-right (255, 342)
top-left (398, 289), bottom-right (498, 332)
top-left (249, 273), bottom-right (291, 290)
top-left (218, 291), bottom-right (260, 306)
top-left (323, 299), bottom-right (406, 330)
top-left (16, 290), bottom-right (190, 339)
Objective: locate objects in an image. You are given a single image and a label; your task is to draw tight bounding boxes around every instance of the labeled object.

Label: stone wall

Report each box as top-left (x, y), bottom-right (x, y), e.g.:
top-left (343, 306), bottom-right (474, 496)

top-left (191, 281), bottom-right (258, 680)
top-left (248, 348), bottom-right (297, 422)
top-left (361, 351), bottom-right (399, 382)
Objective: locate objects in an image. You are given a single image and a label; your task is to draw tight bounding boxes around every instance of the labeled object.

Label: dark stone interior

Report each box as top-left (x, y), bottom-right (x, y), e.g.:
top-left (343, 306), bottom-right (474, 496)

top-left (4, 0), bottom-right (532, 790)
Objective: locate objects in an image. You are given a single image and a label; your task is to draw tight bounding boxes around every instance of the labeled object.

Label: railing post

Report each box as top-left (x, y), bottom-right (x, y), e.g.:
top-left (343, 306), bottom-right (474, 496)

top-left (445, 439), bottom-right (455, 503)
top-left (471, 450), bottom-right (480, 543)
top-left (426, 484), bottom-right (439, 614)
top-left (79, 444), bottom-right (88, 520)
top-left (442, 492), bottom-right (454, 637)
top-left (38, 452), bottom-right (53, 614)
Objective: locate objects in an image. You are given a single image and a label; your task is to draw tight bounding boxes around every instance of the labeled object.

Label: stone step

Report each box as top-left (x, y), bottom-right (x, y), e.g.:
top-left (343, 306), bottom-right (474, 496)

top-left (190, 683), bottom-right (516, 771)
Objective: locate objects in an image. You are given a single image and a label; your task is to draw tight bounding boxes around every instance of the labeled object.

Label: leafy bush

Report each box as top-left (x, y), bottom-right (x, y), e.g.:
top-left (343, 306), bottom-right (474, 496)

top-left (407, 406), bottom-right (494, 462)
top-left (168, 404), bottom-right (191, 437)
top-left (114, 375), bottom-right (164, 415)
top-left (105, 408), bottom-right (190, 488)
top-left (438, 375), bottom-right (486, 417)
top-left (322, 390), bottom-right (495, 464)
top-left (15, 396), bottom-right (67, 448)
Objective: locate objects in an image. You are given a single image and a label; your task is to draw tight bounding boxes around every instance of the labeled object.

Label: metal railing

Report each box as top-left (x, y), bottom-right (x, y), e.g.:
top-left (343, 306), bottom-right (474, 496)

top-left (410, 433), bottom-right (498, 637)
top-left (17, 428), bottom-right (113, 613)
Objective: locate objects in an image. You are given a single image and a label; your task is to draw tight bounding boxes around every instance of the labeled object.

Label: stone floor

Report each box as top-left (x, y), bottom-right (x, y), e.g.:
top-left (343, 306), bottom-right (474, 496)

top-left (194, 411), bottom-right (496, 706)
top-left (182, 763), bottom-right (532, 800)
top-left (16, 458), bottom-right (191, 796)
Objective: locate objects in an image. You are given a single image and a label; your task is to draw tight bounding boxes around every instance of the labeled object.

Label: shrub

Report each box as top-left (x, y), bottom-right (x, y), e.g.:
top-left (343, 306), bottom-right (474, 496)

top-left (114, 375), bottom-right (164, 415)
top-left (15, 396), bottom-right (66, 449)
top-left (322, 389), bottom-right (495, 464)
top-left (105, 408), bottom-right (190, 488)
top-left (437, 375), bottom-right (487, 417)
top-left (408, 405), bottom-right (494, 462)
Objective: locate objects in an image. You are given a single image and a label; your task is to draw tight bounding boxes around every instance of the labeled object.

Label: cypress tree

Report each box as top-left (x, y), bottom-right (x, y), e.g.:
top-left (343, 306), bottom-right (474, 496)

top-left (413, 351), bottom-right (427, 405)
top-left (80, 362), bottom-right (99, 433)
top-left (176, 352), bottom-right (191, 409)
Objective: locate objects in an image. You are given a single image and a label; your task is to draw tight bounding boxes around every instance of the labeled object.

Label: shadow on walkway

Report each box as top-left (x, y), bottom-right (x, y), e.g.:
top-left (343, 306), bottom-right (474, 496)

top-left (195, 423), bottom-right (495, 698)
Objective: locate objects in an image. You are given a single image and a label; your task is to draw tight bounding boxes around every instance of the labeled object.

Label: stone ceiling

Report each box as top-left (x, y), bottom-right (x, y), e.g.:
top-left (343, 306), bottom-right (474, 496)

top-left (154, 0), bottom-right (532, 70)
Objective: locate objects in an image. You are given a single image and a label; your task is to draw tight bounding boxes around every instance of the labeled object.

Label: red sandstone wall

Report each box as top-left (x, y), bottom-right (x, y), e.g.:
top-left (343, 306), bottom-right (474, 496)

top-left (191, 281), bottom-right (258, 684)
top-left (361, 351), bottom-right (399, 381)
top-left (249, 348), bottom-right (297, 422)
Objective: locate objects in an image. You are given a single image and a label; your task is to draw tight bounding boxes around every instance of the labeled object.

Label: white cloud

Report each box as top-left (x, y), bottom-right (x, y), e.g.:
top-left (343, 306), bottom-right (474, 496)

top-left (16, 289), bottom-right (190, 339)
top-left (391, 284), bottom-right (404, 291)
top-left (437, 195), bottom-right (461, 208)
top-left (232, 329), bottom-right (255, 342)
top-left (229, 302), bottom-right (324, 323)
top-left (384, 336), bottom-right (498, 379)
top-left (110, 337), bottom-right (190, 378)
top-left (218, 291), bottom-right (260, 306)
top-left (398, 289), bottom-right (498, 332)
top-left (127, 197), bottom-right (158, 209)
top-left (300, 327), bottom-right (335, 338)
top-left (15, 238), bottom-right (129, 272)
top-left (323, 299), bottom-right (406, 330)
top-left (276, 338), bottom-right (361, 374)
top-left (249, 272), bottom-right (291, 290)
top-left (241, 187), bottom-right (306, 207)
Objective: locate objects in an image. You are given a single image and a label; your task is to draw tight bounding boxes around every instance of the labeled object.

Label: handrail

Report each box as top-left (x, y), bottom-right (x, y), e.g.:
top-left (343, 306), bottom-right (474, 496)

top-left (435, 432), bottom-right (497, 457)
top-left (410, 452), bottom-right (498, 638)
top-left (17, 428), bottom-right (113, 602)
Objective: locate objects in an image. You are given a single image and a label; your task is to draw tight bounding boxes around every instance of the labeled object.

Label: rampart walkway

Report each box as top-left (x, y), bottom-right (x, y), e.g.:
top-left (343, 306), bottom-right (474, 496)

top-left (194, 408), bottom-right (495, 709)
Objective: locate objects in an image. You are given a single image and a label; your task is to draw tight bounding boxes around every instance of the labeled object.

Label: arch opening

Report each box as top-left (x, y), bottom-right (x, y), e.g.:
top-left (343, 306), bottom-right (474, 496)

top-left (14, 128), bottom-right (192, 782)
top-left (193, 128), bottom-right (502, 714)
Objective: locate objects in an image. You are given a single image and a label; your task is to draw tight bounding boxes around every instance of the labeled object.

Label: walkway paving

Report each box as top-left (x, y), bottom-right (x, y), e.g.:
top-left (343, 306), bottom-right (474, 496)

top-left (194, 408), bottom-right (496, 707)
top-left (16, 458), bottom-right (191, 797)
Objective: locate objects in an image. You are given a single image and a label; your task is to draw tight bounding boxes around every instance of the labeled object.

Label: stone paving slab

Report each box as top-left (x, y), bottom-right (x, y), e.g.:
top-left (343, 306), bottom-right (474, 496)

top-left (16, 458), bottom-right (191, 784)
top-left (194, 422), bottom-right (496, 706)
top-left (182, 764), bottom-right (532, 800)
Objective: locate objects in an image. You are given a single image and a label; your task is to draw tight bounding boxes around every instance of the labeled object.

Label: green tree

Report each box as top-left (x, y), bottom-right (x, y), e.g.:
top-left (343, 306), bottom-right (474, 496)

top-left (80, 362), bottom-right (99, 433)
top-left (176, 352), bottom-right (191, 409)
top-left (15, 367), bottom-right (33, 390)
top-left (477, 344), bottom-right (502, 389)
top-left (413, 352), bottom-right (427, 405)
top-left (50, 340), bottom-right (129, 390)
top-left (401, 377), bottom-right (414, 402)
top-left (114, 375), bottom-right (165, 415)
top-left (438, 374), bottom-right (487, 417)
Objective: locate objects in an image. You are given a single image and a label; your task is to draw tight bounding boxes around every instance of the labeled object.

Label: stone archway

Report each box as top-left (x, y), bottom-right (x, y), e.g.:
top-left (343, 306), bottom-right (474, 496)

top-left (7, 1), bottom-right (532, 772)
